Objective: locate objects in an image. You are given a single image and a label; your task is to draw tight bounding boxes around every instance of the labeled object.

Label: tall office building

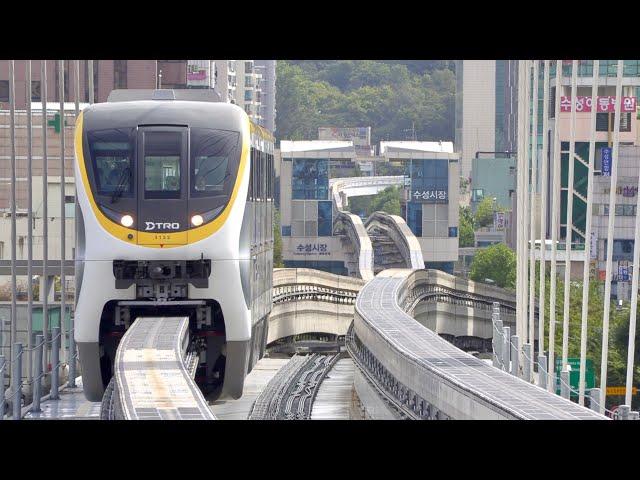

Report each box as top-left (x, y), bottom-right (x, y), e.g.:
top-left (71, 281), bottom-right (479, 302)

top-left (544, 61), bottom-right (640, 245)
top-left (455, 60), bottom-right (518, 180)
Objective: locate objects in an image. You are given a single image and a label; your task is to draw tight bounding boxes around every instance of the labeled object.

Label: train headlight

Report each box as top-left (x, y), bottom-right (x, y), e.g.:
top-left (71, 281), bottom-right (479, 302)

top-left (191, 214), bottom-right (204, 227)
top-left (120, 214), bottom-right (134, 227)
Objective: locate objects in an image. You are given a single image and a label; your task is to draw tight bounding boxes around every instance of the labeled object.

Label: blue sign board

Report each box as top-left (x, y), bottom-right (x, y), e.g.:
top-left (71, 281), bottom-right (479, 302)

top-left (602, 147), bottom-right (612, 177)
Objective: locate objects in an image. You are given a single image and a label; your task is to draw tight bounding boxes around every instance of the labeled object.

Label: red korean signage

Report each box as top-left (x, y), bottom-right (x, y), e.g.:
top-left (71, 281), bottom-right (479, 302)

top-left (560, 96), bottom-right (637, 113)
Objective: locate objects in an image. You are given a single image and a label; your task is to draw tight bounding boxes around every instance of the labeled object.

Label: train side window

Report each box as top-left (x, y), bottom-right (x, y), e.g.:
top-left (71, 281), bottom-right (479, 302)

top-left (263, 150), bottom-right (267, 202)
top-left (251, 147), bottom-right (257, 201)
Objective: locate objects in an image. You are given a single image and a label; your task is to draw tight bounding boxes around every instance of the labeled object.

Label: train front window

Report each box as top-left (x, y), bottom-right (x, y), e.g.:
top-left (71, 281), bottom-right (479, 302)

top-left (190, 128), bottom-right (239, 198)
top-left (87, 128), bottom-right (134, 196)
top-left (144, 131), bottom-right (182, 199)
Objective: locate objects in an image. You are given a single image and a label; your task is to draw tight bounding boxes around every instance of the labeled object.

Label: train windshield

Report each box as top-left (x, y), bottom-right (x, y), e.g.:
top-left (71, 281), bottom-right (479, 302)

top-left (144, 130), bottom-right (182, 199)
top-left (190, 128), bottom-right (240, 198)
top-left (87, 128), bottom-right (135, 197)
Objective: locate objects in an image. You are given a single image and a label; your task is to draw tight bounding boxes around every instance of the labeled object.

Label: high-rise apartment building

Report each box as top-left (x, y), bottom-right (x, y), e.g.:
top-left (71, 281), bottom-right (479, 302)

top-left (0, 60), bottom-right (272, 126)
top-left (255, 60), bottom-right (277, 133)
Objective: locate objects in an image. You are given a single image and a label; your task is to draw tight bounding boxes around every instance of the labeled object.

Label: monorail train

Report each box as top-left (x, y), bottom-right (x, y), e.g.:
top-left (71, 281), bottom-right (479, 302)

top-left (74, 90), bottom-right (275, 401)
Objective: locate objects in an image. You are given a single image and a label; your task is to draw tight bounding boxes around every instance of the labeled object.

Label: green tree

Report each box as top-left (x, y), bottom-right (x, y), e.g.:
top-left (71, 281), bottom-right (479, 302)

top-left (345, 186), bottom-right (402, 218)
top-left (469, 244), bottom-right (516, 289)
top-left (459, 205), bottom-right (475, 247)
top-left (379, 198), bottom-right (401, 216)
top-left (474, 197), bottom-right (497, 228)
top-left (532, 267), bottom-right (640, 410)
top-left (276, 60), bottom-right (456, 145)
top-left (273, 208), bottom-right (284, 268)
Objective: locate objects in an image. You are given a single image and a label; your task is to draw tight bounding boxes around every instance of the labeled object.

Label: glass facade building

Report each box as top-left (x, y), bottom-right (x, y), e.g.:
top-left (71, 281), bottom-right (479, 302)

top-left (292, 158), bottom-right (329, 200)
top-left (406, 158), bottom-right (450, 238)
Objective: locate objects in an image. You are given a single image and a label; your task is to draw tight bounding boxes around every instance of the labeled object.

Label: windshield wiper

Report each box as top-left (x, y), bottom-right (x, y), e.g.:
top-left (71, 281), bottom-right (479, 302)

top-left (111, 166), bottom-right (131, 204)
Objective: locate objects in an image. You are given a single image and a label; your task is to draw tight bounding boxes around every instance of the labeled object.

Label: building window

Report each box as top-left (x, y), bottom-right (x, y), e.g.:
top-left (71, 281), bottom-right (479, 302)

top-left (409, 159), bottom-right (449, 204)
top-left (318, 201), bottom-right (333, 236)
top-left (472, 188), bottom-right (484, 202)
top-left (282, 225), bottom-right (291, 237)
top-left (596, 112), bottom-right (632, 132)
top-left (114, 60), bottom-right (127, 89)
top-left (0, 80), bottom-right (9, 102)
top-left (604, 239), bottom-right (634, 261)
top-left (292, 158), bottom-right (329, 200)
top-left (407, 202), bottom-right (422, 236)
top-left (604, 204), bottom-right (637, 216)
top-left (31, 80), bottom-right (41, 101)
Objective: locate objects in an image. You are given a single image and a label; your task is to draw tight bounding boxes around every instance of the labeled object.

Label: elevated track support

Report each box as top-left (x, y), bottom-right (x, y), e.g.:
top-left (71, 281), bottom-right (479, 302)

top-left (348, 269), bottom-right (607, 420)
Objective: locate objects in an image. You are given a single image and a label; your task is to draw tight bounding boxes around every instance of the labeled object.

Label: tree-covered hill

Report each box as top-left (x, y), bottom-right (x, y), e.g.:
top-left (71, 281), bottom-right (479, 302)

top-left (275, 60), bottom-right (456, 145)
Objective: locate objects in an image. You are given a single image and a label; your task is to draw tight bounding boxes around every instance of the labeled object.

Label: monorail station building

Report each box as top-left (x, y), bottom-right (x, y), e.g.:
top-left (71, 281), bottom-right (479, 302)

top-left (381, 141), bottom-right (460, 273)
top-left (279, 140), bottom-right (356, 274)
top-left (279, 139), bottom-right (460, 275)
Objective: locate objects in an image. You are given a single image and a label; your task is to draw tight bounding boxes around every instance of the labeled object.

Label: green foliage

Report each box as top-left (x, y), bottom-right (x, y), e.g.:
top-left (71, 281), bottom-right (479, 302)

top-left (273, 208), bottom-right (284, 268)
top-left (373, 162), bottom-right (405, 176)
top-left (379, 198), bottom-right (401, 216)
top-left (474, 197), bottom-right (497, 228)
top-left (459, 205), bottom-right (475, 247)
top-left (469, 244), bottom-right (516, 289)
top-left (276, 61), bottom-right (455, 144)
top-left (533, 268), bottom-right (640, 410)
top-left (346, 186), bottom-right (402, 218)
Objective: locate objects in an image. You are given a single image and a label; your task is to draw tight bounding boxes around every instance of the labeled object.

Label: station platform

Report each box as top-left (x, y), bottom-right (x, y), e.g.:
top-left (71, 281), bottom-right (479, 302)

top-left (208, 357), bottom-right (290, 419)
top-left (23, 378), bottom-right (101, 420)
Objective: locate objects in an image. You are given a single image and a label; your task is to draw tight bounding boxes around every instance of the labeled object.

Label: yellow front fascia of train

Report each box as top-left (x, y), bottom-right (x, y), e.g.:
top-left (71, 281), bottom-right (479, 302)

top-left (74, 110), bottom-right (254, 247)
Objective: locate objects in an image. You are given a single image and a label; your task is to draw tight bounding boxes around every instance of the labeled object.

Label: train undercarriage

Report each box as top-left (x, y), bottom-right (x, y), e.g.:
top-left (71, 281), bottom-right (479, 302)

top-left (98, 258), bottom-right (228, 399)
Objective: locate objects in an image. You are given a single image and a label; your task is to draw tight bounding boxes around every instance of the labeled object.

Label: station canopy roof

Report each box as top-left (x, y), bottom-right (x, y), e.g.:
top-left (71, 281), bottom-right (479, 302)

top-left (280, 140), bottom-right (355, 154)
top-left (379, 141), bottom-right (454, 155)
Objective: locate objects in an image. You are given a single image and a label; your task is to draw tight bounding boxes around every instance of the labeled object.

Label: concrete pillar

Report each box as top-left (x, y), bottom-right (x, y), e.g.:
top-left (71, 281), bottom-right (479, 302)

top-left (493, 319), bottom-right (503, 368)
top-left (502, 326), bottom-right (511, 372)
top-left (560, 368), bottom-right (570, 399)
top-left (510, 335), bottom-right (520, 377)
top-left (588, 388), bottom-right (601, 413)
top-left (538, 354), bottom-right (548, 390)
top-left (523, 343), bottom-right (532, 382)
top-left (618, 405), bottom-right (630, 420)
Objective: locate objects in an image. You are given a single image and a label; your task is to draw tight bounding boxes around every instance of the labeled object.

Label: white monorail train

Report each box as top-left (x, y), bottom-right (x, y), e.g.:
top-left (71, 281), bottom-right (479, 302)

top-left (74, 90), bottom-right (275, 401)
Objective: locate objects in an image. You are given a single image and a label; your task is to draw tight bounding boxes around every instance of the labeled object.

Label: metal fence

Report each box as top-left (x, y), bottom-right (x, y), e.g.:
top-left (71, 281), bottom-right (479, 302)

top-left (1, 60), bottom-right (93, 419)
top-left (515, 60), bottom-right (640, 417)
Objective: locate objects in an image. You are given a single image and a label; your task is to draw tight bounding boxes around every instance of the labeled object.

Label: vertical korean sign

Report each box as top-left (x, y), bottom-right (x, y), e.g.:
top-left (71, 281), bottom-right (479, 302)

top-left (602, 147), bottom-right (612, 177)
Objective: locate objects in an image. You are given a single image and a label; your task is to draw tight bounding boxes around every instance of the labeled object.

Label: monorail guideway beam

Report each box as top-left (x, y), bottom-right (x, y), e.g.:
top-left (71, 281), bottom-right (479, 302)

top-left (105, 316), bottom-right (215, 420)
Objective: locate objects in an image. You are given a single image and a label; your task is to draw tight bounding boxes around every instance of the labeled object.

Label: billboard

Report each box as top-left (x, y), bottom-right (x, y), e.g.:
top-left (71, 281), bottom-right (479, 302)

top-left (560, 96), bottom-right (636, 113)
top-left (187, 60), bottom-right (212, 88)
top-left (318, 127), bottom-right (371, 146)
